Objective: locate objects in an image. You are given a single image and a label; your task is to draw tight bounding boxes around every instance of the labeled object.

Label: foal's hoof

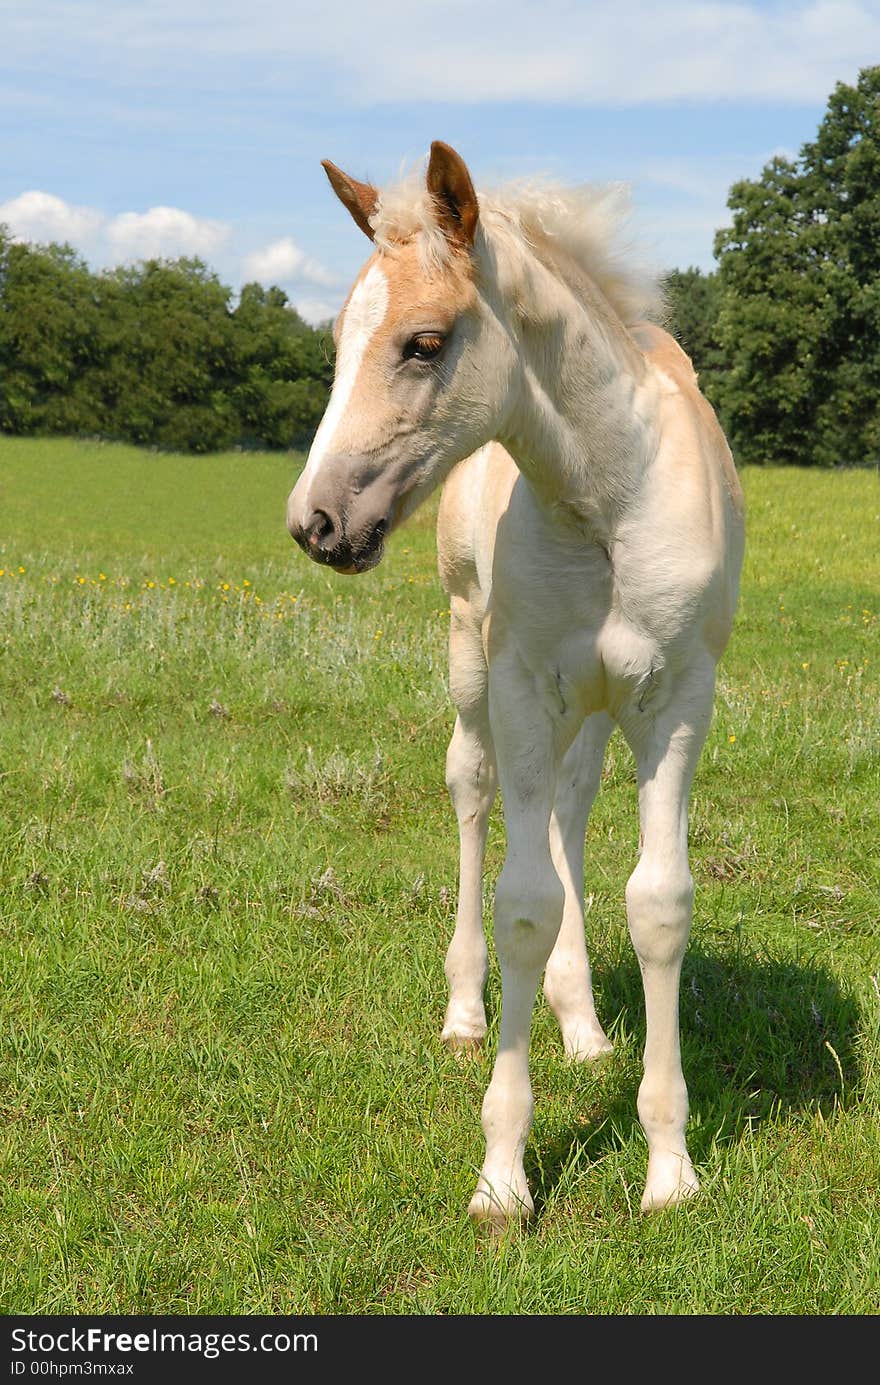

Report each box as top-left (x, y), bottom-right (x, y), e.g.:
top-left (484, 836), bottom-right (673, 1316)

top-left (441, 1030), bottom-right (486, 1058)
top-left (641, 1157), bottom-right (700, 1212)
top-left (564, 1034), bottom-right (615, 1064)
top-left (468, 1182), bottom-right (534, 1234)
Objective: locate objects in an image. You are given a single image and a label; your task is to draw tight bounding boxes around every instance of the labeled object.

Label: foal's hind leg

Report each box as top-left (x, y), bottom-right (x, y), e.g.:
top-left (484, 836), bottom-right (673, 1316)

top-left (621, 661), bottom-right (716, 1211)
top-left (442, 603), bottom-right (497, 1051)
top-left (544, 713), bottom-right (615, 1061)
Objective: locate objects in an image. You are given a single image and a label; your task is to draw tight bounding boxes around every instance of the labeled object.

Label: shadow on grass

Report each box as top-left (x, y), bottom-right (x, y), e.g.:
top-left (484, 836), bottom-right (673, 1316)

top-left (527, 941), bottom-right (863, 1214)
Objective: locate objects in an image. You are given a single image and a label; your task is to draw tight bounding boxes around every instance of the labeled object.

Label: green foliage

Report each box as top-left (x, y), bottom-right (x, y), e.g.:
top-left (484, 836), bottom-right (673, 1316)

top-left (0, 239), bottom-right (333, 453)
top-left (0, 236), bottom-right (104, 436)
top-left (664, 266), bottom-right (725, 405)
top-left (231, 282), bottom-right (334, 449)
top-left (713, 65), bottom-right (880, 467)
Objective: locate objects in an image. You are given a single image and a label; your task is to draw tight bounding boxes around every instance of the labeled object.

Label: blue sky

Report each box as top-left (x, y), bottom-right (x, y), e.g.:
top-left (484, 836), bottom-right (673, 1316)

top-left (2, 1), bottom-right (877, 321)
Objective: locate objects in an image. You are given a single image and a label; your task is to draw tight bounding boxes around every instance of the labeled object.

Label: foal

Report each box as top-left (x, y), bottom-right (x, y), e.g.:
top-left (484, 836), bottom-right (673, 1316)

top-left (288, 143), bottom-right (744, 1226)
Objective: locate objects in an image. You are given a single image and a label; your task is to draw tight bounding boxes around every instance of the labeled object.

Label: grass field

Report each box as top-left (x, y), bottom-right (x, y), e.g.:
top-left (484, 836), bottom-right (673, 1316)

top-left (0, 435), bottom-right (878, 1315)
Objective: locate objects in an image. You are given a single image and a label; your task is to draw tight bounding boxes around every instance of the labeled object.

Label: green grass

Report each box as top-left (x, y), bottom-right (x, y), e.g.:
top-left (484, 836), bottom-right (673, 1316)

top-left (0, 435), bottom-right (878, 1315)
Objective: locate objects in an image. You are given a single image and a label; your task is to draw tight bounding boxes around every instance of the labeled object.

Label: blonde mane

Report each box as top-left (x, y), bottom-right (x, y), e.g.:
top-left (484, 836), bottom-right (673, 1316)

top-left (370, 165), bottom-right (665, 328)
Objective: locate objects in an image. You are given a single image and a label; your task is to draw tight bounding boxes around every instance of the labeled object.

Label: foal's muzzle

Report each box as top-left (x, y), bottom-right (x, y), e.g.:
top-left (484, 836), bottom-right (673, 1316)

top-left (288, 505), bottom-right (387, 575)
top-left (287, 451), bottom-right (396, 574)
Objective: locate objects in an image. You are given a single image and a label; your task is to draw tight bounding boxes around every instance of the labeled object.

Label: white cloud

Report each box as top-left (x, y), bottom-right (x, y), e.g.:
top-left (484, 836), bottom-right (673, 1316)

top-left (105, 206), bottom-right (230, 261)
top-left (0, 192), bottom-right (235, 267)
top-left (242, 236), bottom-right (336, 288)
top-left (2, 1), bottom-right (877, 106)
top-left (338, 1), bottom-right (880, 106)
top-left (0, 186), bottom-right (341, 307)
top-left (0, 190), bottom-right (104, 246)
top-left (291, 296), bottom-right (341, 326)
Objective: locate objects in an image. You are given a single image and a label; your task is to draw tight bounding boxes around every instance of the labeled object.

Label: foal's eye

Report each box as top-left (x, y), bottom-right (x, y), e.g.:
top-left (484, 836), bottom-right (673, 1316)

top-left (403, 333), bottom-right (446, 362)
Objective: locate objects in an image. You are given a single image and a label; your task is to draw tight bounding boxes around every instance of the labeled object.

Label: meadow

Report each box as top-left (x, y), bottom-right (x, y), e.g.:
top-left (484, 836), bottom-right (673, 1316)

top-left (0, 435), bottom-right (878, 1315)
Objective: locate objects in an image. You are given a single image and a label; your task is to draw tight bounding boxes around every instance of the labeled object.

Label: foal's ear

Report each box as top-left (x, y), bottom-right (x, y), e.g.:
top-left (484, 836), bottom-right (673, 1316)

top-left (426, 141), bottom-right (479, 249)
top-left (321, 160), bottom-right (378, 241)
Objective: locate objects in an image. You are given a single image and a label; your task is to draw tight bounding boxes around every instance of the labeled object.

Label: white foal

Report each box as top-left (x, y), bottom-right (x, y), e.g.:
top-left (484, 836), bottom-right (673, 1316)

top-left (287, 142), bottom-right (745, 1226)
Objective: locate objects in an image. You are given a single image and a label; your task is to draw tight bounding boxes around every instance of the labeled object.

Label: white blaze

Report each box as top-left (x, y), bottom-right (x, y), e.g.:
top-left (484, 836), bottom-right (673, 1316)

top-left (295, 262), bottom-right (389, 520)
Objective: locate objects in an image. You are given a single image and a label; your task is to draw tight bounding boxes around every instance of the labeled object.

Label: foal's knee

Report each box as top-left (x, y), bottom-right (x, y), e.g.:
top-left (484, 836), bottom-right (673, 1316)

top-left (494, 857), bottom-right (565, 971)
top-left (625, 858), bottom-right (694, 967)
top-left (445, 722), bottom-right (493, 820)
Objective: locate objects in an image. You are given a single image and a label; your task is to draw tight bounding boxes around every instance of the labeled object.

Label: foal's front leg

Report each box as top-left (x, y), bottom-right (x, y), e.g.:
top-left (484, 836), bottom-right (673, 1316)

top-left (544, 713), bottom-right (615, 1060)
top-left (469, 653), bottom-right (569, 1227)
top-left (443, 710), bottom-right (496, 1049)
top-left (622, 662), bottom-right (716, 1211)
top-left (442, 601), bottom-right (497, 1051)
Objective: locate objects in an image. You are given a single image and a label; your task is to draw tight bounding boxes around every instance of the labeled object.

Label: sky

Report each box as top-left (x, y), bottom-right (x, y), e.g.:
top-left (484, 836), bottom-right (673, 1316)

top-left (1, 1), bottom-right (878, 323)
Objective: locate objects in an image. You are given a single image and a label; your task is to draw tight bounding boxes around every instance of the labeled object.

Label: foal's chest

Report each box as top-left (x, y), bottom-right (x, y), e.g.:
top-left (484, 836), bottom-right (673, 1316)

top-left (496, 539), bottom-right (674, 725)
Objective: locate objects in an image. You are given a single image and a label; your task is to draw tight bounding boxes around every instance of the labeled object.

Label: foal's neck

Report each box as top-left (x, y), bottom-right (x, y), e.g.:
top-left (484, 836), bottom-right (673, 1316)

top-left (497, 240), bottom-right (654, 545)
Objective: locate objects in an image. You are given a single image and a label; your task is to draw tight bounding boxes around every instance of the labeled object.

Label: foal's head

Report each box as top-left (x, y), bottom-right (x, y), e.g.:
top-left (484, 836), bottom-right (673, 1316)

top-left (287, 142), bottom-right (516, 574)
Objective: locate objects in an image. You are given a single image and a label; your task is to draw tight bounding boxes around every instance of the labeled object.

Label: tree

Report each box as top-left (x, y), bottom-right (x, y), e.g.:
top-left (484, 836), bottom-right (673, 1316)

top-left (95, 258), bottom-right (240, 452)
top-left (802, 70), bottom-right (880, 466)
top-left (714, 66), bottom-right (880, 467)
top-left (231, 283), bottom-right (334, 448)
top-left (0, 237), bottom-right (106, 436)
top-left (664, 266), bottom-right (725, 408)
top-left (0, 233), bottom-right (335, 453)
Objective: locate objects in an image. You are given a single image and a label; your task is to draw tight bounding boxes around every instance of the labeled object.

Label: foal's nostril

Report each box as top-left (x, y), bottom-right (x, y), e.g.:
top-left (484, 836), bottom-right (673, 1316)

top-left (305, 508), bottom-right (339, 552)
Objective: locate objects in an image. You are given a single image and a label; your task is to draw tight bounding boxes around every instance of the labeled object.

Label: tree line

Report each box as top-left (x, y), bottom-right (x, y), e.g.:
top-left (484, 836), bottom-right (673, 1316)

top-left (0, 238), bottom-right (334, 453)
top-left (666, 65), bottom-right (879, 469)
top-left (1, 67), bottom-right (877, 465)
